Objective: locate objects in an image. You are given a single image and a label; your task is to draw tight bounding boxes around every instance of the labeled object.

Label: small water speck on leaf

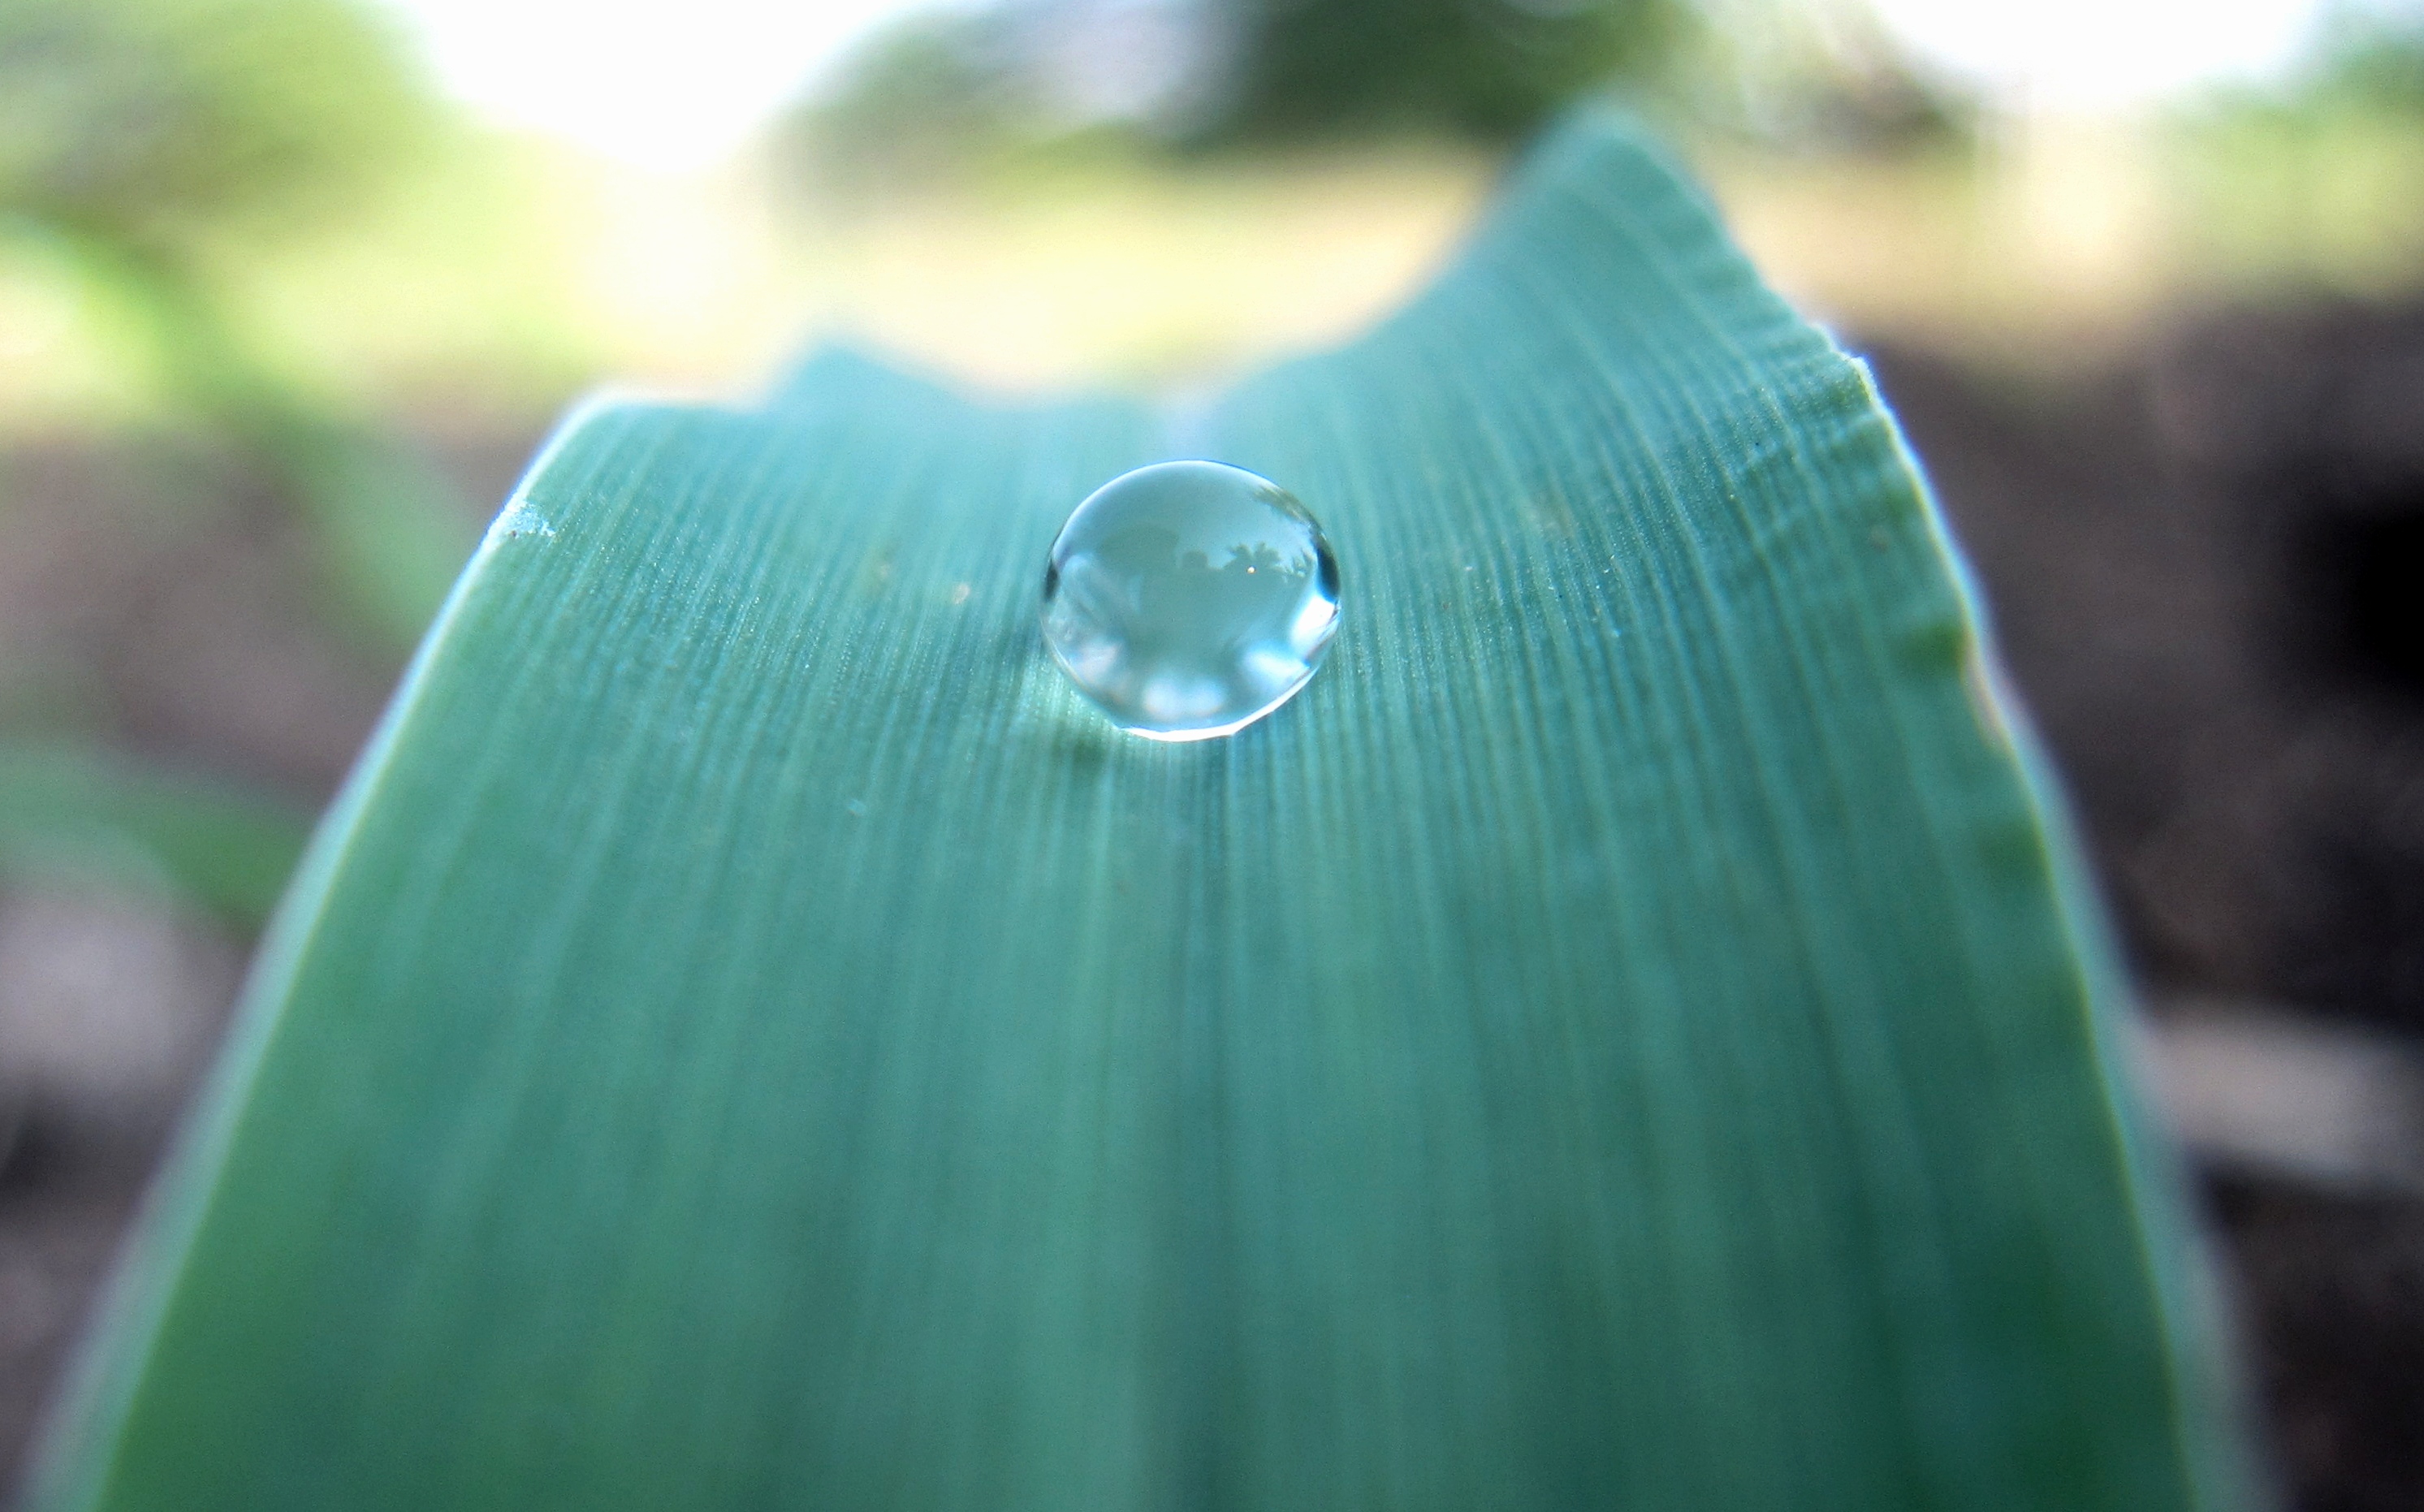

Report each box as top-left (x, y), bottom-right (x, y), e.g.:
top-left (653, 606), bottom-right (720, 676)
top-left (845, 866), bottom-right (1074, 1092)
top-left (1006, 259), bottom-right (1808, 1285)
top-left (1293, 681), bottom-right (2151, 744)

top-left (495, 501), bottom-right (555, 539)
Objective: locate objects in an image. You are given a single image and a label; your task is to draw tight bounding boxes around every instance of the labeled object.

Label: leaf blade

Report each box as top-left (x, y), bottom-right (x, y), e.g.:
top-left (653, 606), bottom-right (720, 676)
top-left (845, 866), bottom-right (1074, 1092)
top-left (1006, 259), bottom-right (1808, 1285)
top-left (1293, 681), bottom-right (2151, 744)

top-left (34, 114), bottom-right (2245, 1512)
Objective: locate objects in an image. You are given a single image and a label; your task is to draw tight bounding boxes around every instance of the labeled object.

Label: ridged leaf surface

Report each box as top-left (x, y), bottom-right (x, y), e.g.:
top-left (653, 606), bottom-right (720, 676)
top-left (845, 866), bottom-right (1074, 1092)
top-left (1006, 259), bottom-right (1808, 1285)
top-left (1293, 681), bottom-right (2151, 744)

top-left (35, 116), bottom-right (2242, 1512)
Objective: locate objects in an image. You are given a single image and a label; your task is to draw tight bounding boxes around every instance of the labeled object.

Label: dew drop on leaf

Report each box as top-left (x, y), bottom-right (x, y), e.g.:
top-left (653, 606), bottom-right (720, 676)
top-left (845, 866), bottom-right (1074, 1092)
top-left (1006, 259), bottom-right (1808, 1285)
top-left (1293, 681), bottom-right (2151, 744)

top-left (1041, 460), bottom-right (1341, 741)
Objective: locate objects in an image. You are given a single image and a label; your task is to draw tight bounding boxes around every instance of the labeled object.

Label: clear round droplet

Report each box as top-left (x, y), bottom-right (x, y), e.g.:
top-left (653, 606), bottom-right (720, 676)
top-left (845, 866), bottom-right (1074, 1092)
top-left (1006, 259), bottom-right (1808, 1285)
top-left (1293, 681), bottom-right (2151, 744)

top-left (1041, 460), bottom-right (1342, 741)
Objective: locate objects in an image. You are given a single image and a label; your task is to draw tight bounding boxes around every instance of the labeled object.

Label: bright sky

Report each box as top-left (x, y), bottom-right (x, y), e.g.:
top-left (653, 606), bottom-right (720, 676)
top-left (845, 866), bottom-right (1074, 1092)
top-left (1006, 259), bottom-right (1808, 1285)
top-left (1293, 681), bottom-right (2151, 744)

top-left (1865, 0), bottom-right (2339, 107)
top-left (375, 0), bottom-right (940, 167)
top-left (378, 0), bottom-right (2349, 168)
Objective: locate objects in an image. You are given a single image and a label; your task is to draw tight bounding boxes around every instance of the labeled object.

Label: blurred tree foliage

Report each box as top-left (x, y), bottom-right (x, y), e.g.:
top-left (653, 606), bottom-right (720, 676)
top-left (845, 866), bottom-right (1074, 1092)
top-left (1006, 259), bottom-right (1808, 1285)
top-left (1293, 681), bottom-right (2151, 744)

top-left (2180, 2), bottom-right (2424, 130)
top-left (0, 0), bottom-right (437, 242)
top-left (795, 9), bottom-right (1058, 186)
top-left (1683, 0), bottom-right (1968, 154)
top-left (0, 0), bottom-right (470, 650)
top-left (2305, 3), bottom-right (2424, 113)
top-left (786, 0), bottom-right (1971, 192)
top-left (1196, 0), bottom-right (1685, 145)
top-left (790, 0), bottom-right (1690, 188)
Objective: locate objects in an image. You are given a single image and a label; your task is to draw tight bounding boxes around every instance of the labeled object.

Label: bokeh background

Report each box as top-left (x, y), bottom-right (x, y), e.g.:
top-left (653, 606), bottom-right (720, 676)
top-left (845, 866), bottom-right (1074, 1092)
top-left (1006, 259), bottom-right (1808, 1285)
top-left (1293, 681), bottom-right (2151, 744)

top-left (3, 0), bottom-right (2422, 1505)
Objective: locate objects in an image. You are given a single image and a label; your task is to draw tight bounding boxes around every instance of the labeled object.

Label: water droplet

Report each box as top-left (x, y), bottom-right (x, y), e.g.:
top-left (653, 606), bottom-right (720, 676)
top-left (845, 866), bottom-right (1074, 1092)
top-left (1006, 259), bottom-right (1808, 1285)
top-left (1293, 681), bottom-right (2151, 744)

top-left (1041, 460), bottom-right (1341, 741)
top-left (495, 500), bottom-right (555, 539)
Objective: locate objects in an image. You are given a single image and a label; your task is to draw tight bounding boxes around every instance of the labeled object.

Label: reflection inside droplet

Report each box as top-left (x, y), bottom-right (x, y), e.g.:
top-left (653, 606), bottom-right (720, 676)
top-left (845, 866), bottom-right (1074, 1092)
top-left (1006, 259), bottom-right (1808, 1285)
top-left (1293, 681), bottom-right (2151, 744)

top-left (1040, 460), bottom-right (1342, 741)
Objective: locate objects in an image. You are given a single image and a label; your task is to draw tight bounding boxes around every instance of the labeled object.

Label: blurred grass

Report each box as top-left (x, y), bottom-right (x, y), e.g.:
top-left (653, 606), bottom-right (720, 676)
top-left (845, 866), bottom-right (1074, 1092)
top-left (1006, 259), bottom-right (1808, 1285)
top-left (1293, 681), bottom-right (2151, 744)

top-left (0, 742), bottom-right (308, 927)
top-left (11, 114), bottom-right (2421, 430)
top-left (23, 222), bottom-right (475, 649)
top-left (2167, 107), bottom-right (2424, 300)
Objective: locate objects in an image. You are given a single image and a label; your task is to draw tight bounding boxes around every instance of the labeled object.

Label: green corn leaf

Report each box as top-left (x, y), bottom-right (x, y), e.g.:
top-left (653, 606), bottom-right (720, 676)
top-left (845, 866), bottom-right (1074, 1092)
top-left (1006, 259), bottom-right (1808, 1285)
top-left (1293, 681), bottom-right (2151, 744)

top-left (31, 114), bottom-right (2249, 1511)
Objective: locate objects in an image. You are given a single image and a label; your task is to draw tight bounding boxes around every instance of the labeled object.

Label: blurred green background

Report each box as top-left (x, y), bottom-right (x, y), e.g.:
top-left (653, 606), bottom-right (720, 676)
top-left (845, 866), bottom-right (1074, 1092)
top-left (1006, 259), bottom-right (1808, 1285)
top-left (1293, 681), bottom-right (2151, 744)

top-left (2, 0), bottom-right (2423, 1506)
